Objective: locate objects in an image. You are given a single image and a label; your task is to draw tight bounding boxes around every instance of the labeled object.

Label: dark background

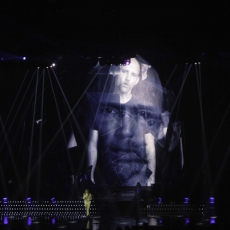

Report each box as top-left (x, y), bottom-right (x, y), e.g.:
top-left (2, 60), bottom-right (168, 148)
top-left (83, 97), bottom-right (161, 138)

top-left (1, 0), bottom-right (230, 220)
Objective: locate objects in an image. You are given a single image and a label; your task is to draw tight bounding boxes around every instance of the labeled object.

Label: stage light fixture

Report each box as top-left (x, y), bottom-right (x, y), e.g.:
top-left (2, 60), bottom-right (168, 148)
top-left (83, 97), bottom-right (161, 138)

top-left (158, 197), bottom-right (162, 204)
top-left (210, 197), bottom-right (215, 204)
top-left (210, 217), bottom-right (216, 224)
top-left (52, 63), bottom-right (55, 67)
top-left (4, 216), bottom-right (8, 225)
top-left (125, 59), bottom-right (130, 65)
top-left (185, 218), bottom-right (190, 225)
top-left (26, 197), bottom-right (31, 204)
top-left (3, 198), bottom-right (8, 204)
top-left (28, 217), bottom-right (32, 225)
top-left (23, 57), bottom-right (26, 60)
top-left (51, 197), bottom-right (56, 204)
top-left (52, 218), bottom-right (56, 224)
top-left (184, 197), bottom-right (189, 204)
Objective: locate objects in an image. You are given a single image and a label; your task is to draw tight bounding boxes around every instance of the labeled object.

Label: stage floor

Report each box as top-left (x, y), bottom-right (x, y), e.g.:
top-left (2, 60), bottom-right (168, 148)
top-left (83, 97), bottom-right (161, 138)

top-left (0, 198), bottom-right (220, 229)
top-left (0, 214), bottom-right (219, 230)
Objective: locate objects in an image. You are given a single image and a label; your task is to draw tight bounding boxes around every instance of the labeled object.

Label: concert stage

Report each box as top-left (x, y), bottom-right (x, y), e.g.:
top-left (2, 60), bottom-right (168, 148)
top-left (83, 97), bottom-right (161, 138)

top-left (0, 197), bottom-right (219, 229)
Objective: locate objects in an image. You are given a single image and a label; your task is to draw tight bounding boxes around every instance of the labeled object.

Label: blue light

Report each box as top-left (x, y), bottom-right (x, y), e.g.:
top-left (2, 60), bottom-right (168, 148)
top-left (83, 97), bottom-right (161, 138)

top-left (210, 197), bottom-right (215, 204)
top-left (210, 217), bottom-right (216, 224)
top-left (125, 59), bottom-right (130, 65)
top-left (3, 198), bottom-right (8, 204)
top-left (52, 218), bottom-right (56, 224)
top-left (184, 197), bottom-right (189, 204)
top-left (26, 197), bottom-right (31, 204)
top-left (185, 218), bottom-right (190, 225)
top-left (28, 217), bottom-right (32, 225)
top-left (158, 197), bottom-right (162, 204)
top-left (159, 218), bottom-right (163, 224)
top-left (51, 197), bottom-right (56, 204)
top-left (4, 216), bottom-right (8, 225)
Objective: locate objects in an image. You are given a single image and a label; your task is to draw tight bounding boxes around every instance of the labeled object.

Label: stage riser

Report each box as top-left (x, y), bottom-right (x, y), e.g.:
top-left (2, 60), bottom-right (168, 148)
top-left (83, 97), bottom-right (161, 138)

top-left (0, 201), bottom-right (204, 217)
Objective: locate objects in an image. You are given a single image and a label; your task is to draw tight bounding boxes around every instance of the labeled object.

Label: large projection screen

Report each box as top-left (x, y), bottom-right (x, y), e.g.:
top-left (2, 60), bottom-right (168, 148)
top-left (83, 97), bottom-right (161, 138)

top-left (82, 55), bottom-right (182, 187)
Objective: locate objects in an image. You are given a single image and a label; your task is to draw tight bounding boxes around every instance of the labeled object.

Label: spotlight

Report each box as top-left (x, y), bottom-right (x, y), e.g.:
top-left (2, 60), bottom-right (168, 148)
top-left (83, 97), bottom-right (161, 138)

top-left (184, 197), bottom-right (189, 204)
top-left (52, 63), bottom-right (55, 67)
top-left (4, 216), bottom-right (8, 225)
top-left (210, 197), bottom-right (215, 204)
top-left (28, 217), bottom-right (32, 225)
top-left (36, 119), bottom-right (42, 124)
top-left (51, 197), bottom-right (56, 204)
top-left (52, 218), bottom-right (56, 224)
top-left (210, 217), bottom-right (216, 224)
top-left (3, 198), bottom-right (8, 204)
top-left (185, 218), bottom-right (190, 225)
top-left (158, 218), bottom-right (163, 225)
top-left (124, 59), bottom-right (130, 65)
top-left (26, 197), bottom-right (31, 204)
top-left (22, 57), bottom-right (26, 60)
top-left (158, 197), bottom-right (162, 204)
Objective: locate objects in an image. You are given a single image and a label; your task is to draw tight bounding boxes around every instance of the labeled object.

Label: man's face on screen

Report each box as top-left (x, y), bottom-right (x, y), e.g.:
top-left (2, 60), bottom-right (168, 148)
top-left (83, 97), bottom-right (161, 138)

top-left (95, 95), bottom-right (162, 186)
top-left (113, 58), bottom-right (140, 95)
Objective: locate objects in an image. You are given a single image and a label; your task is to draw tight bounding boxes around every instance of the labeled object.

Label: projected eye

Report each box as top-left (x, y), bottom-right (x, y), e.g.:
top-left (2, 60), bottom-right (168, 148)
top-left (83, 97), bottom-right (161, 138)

top-left (139, 111), bottom-right (146, 118)
top-left (120, 68), bottom-right (127, 74)
top-left (105, 107), bottom-right (118, 115)
top-left (147, 120), bottom-right (161, 129)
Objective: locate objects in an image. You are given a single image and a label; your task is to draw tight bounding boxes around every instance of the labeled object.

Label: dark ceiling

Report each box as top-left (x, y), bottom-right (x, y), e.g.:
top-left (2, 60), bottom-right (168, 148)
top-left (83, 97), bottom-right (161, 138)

top-left (1, 0), bottom-right (230, 60)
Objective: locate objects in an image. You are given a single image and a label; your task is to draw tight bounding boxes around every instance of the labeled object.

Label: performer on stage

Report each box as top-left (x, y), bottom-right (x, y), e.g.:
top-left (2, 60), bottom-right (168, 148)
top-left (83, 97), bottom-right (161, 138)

top-left (83, 188), bottom-right (92, 217)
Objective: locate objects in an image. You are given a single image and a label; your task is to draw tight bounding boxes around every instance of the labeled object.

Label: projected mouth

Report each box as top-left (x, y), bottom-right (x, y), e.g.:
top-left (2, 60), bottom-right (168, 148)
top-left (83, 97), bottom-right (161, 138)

top-left (122, 83), bottom-right (129, 88)
top-left (111, 144), bottom-right (145, 157)
top-left (111, 152), bottom-right (152, 186)
top-left (108, 148), bottom-right (147, 166)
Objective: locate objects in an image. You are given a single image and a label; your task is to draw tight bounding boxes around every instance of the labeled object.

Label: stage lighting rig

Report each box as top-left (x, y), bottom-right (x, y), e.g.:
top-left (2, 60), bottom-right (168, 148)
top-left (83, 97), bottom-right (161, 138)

top-left (98, 54), bottom-right (134, 66)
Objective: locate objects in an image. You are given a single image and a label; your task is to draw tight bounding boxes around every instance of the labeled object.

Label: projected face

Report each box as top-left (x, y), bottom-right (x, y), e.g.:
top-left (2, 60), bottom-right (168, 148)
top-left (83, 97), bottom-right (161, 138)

top-left (86, 55), bottom-right (175, 186)
top-left (113, 58), bottom-right (140, 95)
top-left (94, 95), bottom-right (162, 186)
top-left (96, 97), bottom-right (162, 138)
